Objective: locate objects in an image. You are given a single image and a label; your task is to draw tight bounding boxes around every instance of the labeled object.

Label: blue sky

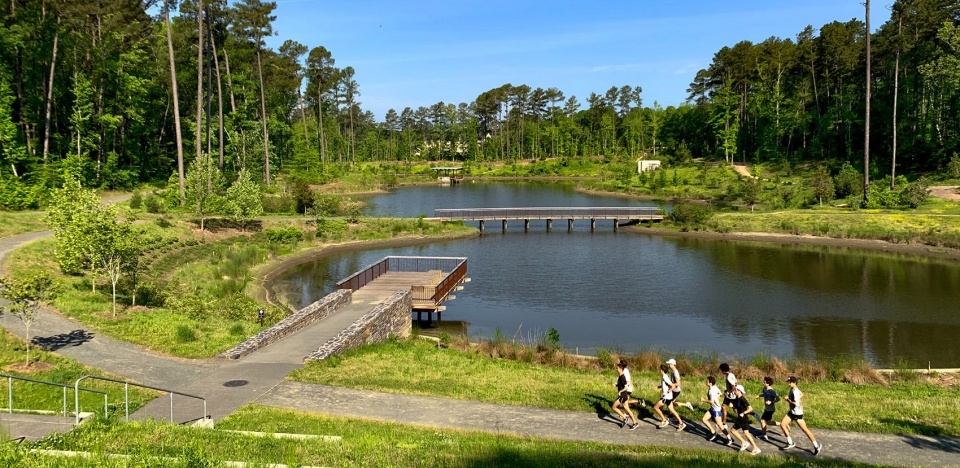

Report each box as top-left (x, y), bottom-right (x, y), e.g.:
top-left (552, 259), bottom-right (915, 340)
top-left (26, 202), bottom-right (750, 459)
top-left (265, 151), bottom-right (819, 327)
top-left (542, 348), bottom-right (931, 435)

top-left (267, 1), bottom-right (889, 120)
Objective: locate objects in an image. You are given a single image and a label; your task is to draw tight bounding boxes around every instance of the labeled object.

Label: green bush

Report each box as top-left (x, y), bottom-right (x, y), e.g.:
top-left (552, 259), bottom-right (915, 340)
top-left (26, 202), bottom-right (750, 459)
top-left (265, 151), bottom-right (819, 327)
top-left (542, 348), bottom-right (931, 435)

top-left (834, 163), bottom-right (863, 199)
top-left (316, 218), bottom-right (349, 241)
top-left (668, 201), bottom-right (712, 227)
top-left (175, 325), bottom-right (197, 343)
top-left (264, 226), bottom-right (304, 244)
top-left (899, 178), bottom-right (930, 208)
top-left (129, 192), bottom-right (143, 210)
top-left (229, 323), bottom-right (245, 336)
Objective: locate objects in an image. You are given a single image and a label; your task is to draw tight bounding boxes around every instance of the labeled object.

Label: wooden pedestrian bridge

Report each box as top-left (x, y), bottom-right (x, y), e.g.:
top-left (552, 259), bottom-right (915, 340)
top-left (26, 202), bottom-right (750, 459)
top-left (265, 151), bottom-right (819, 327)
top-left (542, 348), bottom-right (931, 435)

top-left (434, 207), bottom-right (664, 231)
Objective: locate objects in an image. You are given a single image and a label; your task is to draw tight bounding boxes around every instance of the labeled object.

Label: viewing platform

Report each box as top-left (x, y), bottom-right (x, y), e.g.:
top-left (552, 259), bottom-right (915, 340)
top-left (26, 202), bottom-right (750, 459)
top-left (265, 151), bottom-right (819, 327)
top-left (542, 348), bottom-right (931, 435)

top-left (434, 207), bottom-right (663, 231)
top-left (336, 256), bottom-right (469, 321)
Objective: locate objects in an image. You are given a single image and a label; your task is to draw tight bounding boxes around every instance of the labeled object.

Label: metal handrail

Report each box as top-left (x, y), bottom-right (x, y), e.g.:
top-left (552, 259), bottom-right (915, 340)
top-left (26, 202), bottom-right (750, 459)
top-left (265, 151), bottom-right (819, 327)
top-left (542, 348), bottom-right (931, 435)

top-left (435, 207), bottom-right (662, 220)
top-left (335, 256), bottom-right (467, 291)
top-left (1, 373), bottom-right (107, 418)
top-left (74, 375), bottom-right (207, 425)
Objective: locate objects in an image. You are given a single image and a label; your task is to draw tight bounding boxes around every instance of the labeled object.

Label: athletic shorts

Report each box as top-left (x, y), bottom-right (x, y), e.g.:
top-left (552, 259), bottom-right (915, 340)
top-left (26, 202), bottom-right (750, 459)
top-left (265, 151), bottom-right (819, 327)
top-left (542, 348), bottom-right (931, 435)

top-left (709, 409), bottom-right (722, 418)
top-left (722, 396), bottom-right (734, 406)
top-left (734, 415), bottom-right (752, 430)
top-left (672, 389), bottom-right (681, 400)
top-left (617, 391), bottom-right (631, 404)
top-left (787, 412), bottom-right (803, 421)
top-left (659, 395), bottom-right (673, 405)
top-left (761, 410), bottom-right (775, 421)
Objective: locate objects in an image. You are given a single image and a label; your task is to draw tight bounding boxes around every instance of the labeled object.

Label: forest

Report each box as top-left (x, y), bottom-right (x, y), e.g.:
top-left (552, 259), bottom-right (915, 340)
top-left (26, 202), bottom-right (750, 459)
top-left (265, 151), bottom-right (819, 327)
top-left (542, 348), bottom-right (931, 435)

top-left (1, 0), bottom-right (959, 210)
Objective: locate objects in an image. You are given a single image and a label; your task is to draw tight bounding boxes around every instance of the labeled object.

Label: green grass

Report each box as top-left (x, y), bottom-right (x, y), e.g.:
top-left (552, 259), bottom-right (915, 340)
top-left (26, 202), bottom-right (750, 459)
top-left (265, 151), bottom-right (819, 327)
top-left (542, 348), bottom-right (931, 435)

top-left (0, 210), bottom-right (48, 239)
top-left (290, 339), bottom-right (960, 437)
top-left (19, 404), bottom-right (867, 467)
top-left (0, 331), bottom-right (156, 418)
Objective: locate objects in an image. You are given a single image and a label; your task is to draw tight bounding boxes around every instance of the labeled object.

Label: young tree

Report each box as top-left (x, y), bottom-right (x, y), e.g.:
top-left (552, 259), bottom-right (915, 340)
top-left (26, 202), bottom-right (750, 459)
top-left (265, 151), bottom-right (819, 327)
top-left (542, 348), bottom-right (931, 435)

top-left (740, 177), bottom-right (761, 211)
top-left (224, 168), bottom-right (262, 231)
top-left (46, 179), bottom-right (107, 276)
top-left (96, 222), bottom-right (142, 318)
top-left (812, 166), bottom-right (835, 207)
top-left (0, 273), bottom-right (56, 367)
top-left (185, 152), bottom-right (224, 231)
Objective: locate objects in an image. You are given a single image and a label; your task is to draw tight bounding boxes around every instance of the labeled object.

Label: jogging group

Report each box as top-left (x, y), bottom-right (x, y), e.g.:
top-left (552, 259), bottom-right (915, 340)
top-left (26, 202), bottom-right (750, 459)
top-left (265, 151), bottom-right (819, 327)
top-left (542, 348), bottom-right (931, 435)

top-left (612, 359), bottom-right (824, 457)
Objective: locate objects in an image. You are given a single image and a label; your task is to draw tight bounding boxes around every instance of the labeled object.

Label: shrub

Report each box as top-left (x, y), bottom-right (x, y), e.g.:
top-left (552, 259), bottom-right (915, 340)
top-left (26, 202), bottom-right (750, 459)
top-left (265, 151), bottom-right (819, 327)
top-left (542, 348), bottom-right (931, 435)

top-left (316, 218), bottom-right (349, 241)
top-left (174, 325), bottom-right (197, 343)
top-left (291, 179), bottom-right (314, 214)
top-left (264, 226), bottom-right (304, 244)
top-left (899, 178), bottom-right (930, 208)
top-left (129, 192), bottom-right (143, 210)
top-left (229, 323), bottom-right (245, 336)
top-left (668, 201), bottom-right (713, 228)
top-left (834, 163), bottom-right (863, 198)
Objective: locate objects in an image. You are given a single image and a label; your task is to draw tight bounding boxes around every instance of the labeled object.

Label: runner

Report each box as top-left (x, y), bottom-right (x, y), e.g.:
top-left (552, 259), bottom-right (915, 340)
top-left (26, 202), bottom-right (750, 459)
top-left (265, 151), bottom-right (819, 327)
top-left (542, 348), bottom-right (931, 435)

top-left (730, 384), bottom-right (762, 455)
top-left (757, 376), bottom-right (780, 441)
top-left (666, 358), bottom-right (695, 417)
top-left (780, 376), bottom-right (823, 455)
top-left (653, 364), bottom-right (683, 430)
top-left (718, 363), bottom-right (737, 426)
top-left (611, 360), bottom-right (639, 430)
top-left (701, 375), bottom-right (732, 444)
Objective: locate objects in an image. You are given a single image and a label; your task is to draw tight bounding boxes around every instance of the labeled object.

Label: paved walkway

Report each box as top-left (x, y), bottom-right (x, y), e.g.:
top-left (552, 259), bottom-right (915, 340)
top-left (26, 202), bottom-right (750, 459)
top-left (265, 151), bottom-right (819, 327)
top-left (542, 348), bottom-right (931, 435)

top-left (257, 382), bottom-right (960, 467)
top-left (4, 222), bottom-right (960, 466)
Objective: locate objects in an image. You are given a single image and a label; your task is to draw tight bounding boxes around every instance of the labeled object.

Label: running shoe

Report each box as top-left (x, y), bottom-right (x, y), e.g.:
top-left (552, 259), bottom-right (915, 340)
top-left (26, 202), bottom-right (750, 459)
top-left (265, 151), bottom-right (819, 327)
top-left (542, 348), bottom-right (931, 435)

top-left (751, 448), bottom-right (761, 456)
top-left (676, 422), bottom-right (687, 432)
top-left (630, 423), bottom-right (639, 431)
top-left (739, 443), bottom-right (749, 452)
top-left (727, 438), bottom-right (735, 447)
top-left (684, 402), bottom-right (695, 411)
top-left (620, 418), bottom-right (627, 428)
top-left (708, 434), bottom-right (717, 442)
top-left (761, 434), bottom-right (769, 442)
top-left (783, 443), bottom-right (796, 450)
top-left (814, 442), bottom-right (823, 455)
top-left (658, 420), bottom-right (669, 428)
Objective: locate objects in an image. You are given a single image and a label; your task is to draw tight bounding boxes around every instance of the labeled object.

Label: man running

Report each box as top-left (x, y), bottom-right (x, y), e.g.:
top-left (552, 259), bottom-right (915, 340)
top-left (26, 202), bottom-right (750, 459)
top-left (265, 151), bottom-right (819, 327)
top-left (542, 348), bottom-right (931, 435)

top-left (611, 360), bottom-right (639, 430)
top-left (718, 363), bottom-right (737, 426)
top-left (730, 384), bottom-right (762, 455)
top-left (666, 358), bottom-right (695, 415)
top-left (780, 376), bottom-right (823, 455)
top-left (701, 376), bottom-right (732, 444)
top-left (653, 364), bottom-right (684, 430)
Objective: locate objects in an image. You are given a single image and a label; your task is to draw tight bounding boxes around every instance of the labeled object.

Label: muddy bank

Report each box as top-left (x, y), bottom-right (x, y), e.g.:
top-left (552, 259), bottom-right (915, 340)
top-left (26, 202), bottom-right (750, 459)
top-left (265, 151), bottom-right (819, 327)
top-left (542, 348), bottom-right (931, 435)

top-left (629, 225), bottom-right (960, 260)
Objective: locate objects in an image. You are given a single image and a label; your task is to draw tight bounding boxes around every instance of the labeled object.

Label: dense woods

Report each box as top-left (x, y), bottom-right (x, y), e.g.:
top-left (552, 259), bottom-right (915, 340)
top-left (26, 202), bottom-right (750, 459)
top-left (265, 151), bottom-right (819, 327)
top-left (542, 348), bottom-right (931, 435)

top-left (1, 0), bottom-right (959, 209)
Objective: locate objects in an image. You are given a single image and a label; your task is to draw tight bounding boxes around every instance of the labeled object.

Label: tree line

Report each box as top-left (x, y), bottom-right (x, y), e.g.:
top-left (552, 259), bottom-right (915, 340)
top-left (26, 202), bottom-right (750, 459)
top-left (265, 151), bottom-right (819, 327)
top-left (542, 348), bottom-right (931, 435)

top-left (1, 0), bottom-right (959, 210)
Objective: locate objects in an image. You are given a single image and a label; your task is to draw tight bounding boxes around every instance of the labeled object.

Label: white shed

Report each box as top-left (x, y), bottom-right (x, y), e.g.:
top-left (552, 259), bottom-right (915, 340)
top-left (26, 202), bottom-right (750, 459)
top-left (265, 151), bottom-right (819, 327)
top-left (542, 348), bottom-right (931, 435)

top-left (637, 160), bottom-right (661, 173)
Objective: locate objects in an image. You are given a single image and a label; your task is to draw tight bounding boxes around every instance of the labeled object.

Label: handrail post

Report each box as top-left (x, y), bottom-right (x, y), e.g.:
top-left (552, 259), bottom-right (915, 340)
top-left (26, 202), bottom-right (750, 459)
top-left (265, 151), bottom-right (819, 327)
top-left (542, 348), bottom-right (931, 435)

top-left (74, 378), bottom-right (82, 424)
top-left (169, 392), bottom-right (174, 423)
top-left (124, 382), bottom-right (129, 421)
top-left (63, 387), bottom-right (67, 417)
top-left (103, 393), bottom-right (108, 419)
top-left (7, 376), bottom-right (12, 414)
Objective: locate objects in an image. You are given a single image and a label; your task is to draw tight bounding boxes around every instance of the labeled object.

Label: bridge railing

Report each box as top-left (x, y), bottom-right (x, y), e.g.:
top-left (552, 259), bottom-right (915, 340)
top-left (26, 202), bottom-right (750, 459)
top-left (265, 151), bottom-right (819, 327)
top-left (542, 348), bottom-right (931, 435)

top-left (336, 256), bottom-right (468, 308)
top-left (434, 207), bottom-right (662, 220)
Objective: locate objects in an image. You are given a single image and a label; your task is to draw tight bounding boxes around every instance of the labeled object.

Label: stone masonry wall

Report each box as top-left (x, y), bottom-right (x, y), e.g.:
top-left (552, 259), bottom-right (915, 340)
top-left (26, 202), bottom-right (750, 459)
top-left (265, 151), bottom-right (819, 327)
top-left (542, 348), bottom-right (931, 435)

top-left (217, 289), bottom-right (352, 360)
top-left (305, 290), bottom-right (412, 361)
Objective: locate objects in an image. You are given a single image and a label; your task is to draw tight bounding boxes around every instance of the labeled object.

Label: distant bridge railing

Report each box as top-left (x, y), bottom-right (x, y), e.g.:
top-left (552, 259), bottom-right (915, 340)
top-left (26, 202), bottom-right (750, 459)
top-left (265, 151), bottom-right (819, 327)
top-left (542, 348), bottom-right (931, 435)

top-left (336, 256), bottom-right (468, 310)
top-left (434, 207), bottom-right (663, 220)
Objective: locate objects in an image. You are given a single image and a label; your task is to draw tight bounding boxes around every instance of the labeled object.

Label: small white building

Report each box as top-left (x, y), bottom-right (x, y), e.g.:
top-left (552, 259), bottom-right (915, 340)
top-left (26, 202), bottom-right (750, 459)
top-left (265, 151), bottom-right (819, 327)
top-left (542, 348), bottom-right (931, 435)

top-left (637, 160), bottom-right (661, 173)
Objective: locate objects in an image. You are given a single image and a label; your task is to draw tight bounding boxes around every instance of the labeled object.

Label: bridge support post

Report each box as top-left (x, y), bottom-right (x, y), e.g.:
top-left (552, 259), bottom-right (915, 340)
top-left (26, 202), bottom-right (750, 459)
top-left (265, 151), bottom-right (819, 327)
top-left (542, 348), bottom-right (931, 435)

top-left (479, 220), bottom-right (484, 232)
top-left (502, 220), bottom-right (508, 232)
top-left (614, 219), bottom-right (618, 231)
top-left (590, 219), bottom-right (596, 231)
top-left (568, 219), bottom-right (574, 231)
top-left (524, 219), bottom-right (530, 231)
top-left (546, 219), bottom-right (552, 230)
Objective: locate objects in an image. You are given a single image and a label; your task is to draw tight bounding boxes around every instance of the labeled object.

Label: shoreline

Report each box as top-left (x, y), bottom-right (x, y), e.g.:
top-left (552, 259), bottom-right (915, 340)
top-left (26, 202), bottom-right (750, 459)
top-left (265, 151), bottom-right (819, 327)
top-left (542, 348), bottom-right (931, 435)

top-left (628, 225), bottom-right (960, 260)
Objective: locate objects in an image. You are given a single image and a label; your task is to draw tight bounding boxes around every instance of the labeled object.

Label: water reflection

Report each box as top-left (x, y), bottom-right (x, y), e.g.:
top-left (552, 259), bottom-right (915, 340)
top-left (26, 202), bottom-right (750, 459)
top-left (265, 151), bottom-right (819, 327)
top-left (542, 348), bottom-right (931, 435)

top-left (272, 183), bottom-right (960, 366)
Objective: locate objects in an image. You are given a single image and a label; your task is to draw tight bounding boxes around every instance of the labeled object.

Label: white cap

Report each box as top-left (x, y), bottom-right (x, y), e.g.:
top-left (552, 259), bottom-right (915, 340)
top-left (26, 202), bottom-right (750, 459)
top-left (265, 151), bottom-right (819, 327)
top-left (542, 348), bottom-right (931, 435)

top-left (736, 384), bottom-right (745, 393)
top-left (666, 359), bottom-right (676, 365)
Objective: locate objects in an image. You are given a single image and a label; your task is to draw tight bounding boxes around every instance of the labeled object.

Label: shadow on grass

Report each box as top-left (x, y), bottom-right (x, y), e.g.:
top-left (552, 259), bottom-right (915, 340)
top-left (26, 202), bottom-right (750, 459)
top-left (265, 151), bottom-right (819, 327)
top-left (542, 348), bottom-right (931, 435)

top-left (877, 418), bottom-right (950, 437)
top-left (32, 329), bottom-right (94, 351)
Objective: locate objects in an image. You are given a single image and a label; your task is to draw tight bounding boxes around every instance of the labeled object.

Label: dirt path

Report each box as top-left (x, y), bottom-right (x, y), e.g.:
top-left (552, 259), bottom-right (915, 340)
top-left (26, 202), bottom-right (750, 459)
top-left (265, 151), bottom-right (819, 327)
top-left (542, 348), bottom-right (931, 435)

top-left (930, 186), bottom-right (960, 201)
top-left (732, 163), bottom-right (756, 178)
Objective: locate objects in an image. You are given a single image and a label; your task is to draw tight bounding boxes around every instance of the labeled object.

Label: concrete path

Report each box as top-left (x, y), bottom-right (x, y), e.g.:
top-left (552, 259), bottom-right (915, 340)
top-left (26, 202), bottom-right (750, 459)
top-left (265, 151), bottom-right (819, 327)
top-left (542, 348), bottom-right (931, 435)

top-left (0, 414), bottom-right (77, 442)
top-left (257, 382), bottom-right (960, 467)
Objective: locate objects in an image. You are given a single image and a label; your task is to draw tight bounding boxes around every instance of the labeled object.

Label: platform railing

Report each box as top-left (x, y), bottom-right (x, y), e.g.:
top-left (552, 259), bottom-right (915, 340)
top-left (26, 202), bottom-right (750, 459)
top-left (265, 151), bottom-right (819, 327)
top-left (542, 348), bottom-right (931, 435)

top-left (336, 256), bottom-right (467, 293)
top-left (74, 375), bottom-right (206, 425)
top-left (1, 373), bottom-right (107, 418)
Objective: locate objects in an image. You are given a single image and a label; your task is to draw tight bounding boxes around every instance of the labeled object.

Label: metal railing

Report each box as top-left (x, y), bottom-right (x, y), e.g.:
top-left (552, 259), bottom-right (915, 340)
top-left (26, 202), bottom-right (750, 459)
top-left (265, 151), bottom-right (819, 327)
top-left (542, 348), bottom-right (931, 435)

top-left (434, 207), bottom-right (663, 220)
top-left (1, 373), bottom-right (106, 418)
top-left (74, 375), bottom-right (206, 425)
top-left (336, 256), bottom-right (467, 292)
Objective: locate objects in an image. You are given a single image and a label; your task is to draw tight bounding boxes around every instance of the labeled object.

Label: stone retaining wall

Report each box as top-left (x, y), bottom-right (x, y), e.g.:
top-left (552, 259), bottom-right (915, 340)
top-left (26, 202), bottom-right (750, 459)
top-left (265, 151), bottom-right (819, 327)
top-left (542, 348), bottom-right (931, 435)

top-left (218, 289), bottom-right (352, 360)
top-left (305, 290), bottom-right (412, 361)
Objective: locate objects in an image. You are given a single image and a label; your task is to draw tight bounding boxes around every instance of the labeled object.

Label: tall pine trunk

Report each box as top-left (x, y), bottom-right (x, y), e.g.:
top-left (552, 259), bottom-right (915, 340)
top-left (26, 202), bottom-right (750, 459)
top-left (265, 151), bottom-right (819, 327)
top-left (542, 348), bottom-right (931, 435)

top-left (196, 0), bottom-right (204, 165)
top-left (212, 35), bottom-right (225, 171)
top-left (164, 0), bottom-right (185, 202)
top-left (891, 15), bottom-right (901, 190)
top-left (863, 0), bottom-right (871, 206)
top-left (42, 15), bottom-right (60, 165)
top-left (317, 78), bottom-right (326, 164)
top-left (255, 44), bottom-right (271, 185)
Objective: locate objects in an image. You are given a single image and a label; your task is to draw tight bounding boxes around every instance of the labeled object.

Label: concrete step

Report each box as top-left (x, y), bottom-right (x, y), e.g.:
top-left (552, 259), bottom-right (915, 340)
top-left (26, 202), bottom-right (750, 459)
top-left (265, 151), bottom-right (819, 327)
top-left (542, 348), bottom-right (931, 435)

top-left (0, 412), bottom-right (89, 442)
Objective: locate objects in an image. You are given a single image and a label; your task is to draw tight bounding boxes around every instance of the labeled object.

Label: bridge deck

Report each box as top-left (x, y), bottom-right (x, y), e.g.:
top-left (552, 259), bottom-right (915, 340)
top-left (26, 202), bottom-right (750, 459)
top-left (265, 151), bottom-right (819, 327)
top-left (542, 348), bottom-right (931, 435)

top-left (352, 271), bottom-right (442, 308)
top-left (435, 207), bottom-right (663, 221)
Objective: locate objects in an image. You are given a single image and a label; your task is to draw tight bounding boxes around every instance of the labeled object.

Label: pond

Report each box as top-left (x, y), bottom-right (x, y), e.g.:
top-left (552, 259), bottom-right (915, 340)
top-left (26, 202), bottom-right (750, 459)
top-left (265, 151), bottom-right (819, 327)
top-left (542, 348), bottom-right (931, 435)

top-left (272, 181), bottom-right (960, 367)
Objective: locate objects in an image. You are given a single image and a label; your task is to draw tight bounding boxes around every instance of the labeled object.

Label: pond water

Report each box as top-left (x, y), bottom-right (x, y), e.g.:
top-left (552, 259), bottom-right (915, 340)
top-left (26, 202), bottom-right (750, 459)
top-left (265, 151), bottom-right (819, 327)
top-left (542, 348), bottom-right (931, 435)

top-left (272, 182), bottom-right (960, 367)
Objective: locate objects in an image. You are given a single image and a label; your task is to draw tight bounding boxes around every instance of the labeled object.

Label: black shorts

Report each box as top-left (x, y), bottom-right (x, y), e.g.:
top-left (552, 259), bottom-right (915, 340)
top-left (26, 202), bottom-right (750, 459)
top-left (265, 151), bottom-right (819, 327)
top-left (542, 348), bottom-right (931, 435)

top-left (617, 391), bottom-right (631, 404)
top-left (761, 410), bottom-right (775, 421)
top-left (672, 389), bottom-right (681, 400)
top-left (659, 395), bottom-right (673, 405)
top-left (723, 396), bottom-right (734, 406)
top-left (734, 416), bottom-right (752, 430)
top-left (787, 412), bottom-right (803, 421)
